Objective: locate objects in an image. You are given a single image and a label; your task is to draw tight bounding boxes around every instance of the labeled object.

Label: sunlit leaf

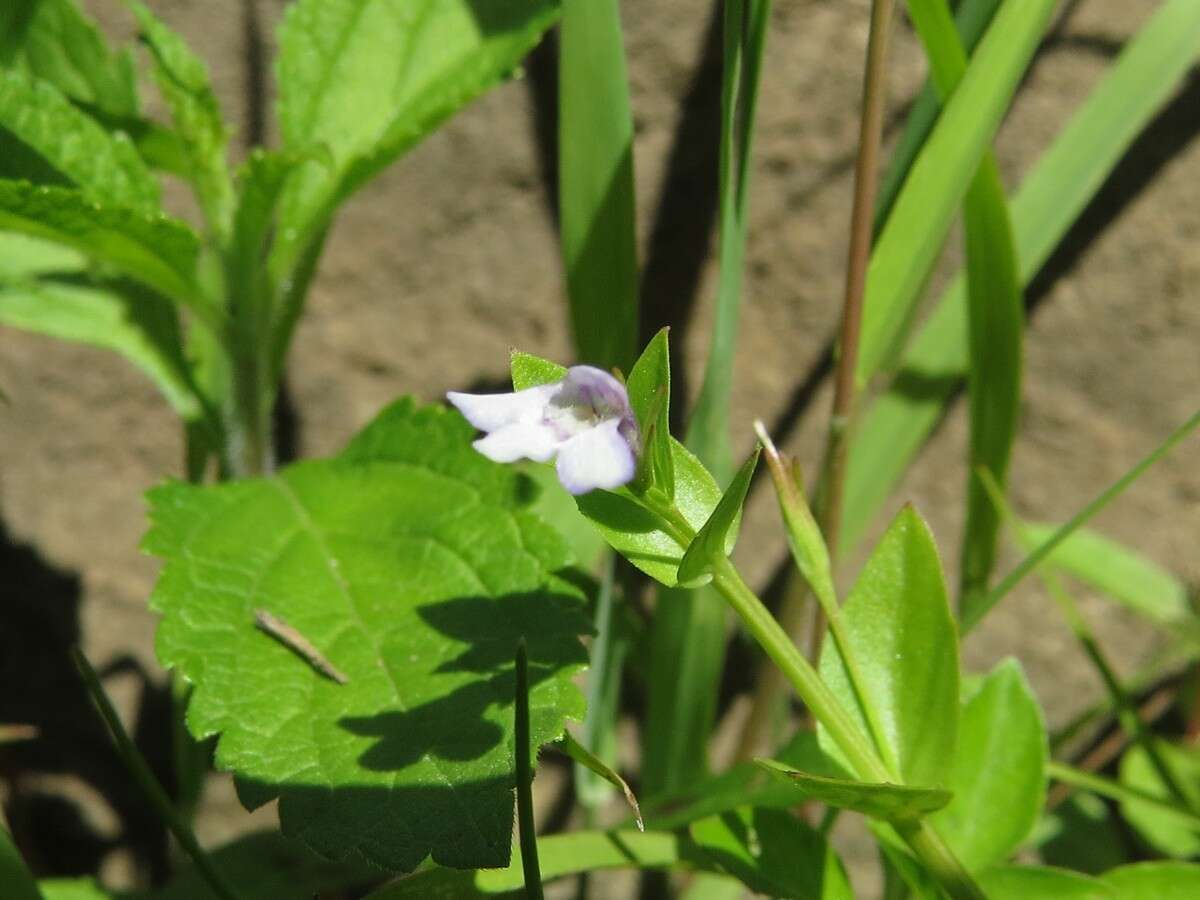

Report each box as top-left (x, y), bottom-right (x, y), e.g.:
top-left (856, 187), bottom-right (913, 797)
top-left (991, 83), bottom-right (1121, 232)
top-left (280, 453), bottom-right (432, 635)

top-left (145, 399), bottom-right (591, 872)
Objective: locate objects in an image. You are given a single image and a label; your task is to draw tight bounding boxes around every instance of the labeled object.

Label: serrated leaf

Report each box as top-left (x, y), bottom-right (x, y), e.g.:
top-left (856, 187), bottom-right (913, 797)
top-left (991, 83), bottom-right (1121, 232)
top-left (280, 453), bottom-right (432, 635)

top-left (0, 180), bottom-right (209, 321)
top-left (144, 399), bottom-right (591, 872)
top-left (510, 348), bottom-right (725, 587)
top-left (0, 275), bottom-right (202, 421)
top-left (127, 1), bottom-right (232, 234)
top-left (677, 448), bottom-right (758, 587)
top-left (932, 659), bottom-right (1046, 871)
top-left (818, 506), bottom-right (959, 788)
top-left (755, 759), bottom-right (951, 822)
top-left (688, 807), bottom-right (853, 900)
top-left (1102, 862), bottom-right (1200, 898)
top-left (272, 0), bottom-right (558, 273)
top-left (7, 0), bottom-right (139, 119)
top-left (0, 69), bottom-right (159, 212)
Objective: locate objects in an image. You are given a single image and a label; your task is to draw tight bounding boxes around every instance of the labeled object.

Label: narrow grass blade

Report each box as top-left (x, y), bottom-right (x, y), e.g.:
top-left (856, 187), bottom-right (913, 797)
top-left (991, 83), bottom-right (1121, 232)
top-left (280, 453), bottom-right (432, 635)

top-left (1048, 761), bottom-right (1200, 829)
top-left (965, 409), bottom-right (1200, 632)
top-left (1019, 522), bottom-right (1192, 627)
top-left (558, 0), bottom-right (639, 370)
top-left (71, 648), bottom-right (240, 900)
top-left (644, 0), bottom-right (770, 797)
top-left (874, 0), bottom-right (1001, 232)
top-left (574, 555), bottom-right (629, 816)
top-left (514, 640), bottom-right (543, 900)
top-left (855, 0), bottom-right (1054, 385)
top-left (756, 759), bottom-right (952, 821)
top-left (905, 0), bottom-right (1023, 620)
top-left (843, 0), bottom-right (1200, 554)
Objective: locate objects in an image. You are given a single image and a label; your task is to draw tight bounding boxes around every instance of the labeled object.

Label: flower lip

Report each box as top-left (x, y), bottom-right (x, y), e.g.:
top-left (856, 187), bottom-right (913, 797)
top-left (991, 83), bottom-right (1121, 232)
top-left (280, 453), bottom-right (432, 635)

top-left (447, 365), bottom-right (640, 495)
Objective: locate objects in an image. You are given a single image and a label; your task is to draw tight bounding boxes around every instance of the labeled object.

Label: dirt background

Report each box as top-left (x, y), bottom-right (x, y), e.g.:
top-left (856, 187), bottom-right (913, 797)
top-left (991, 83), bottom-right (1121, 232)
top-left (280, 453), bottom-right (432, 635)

top-left (2, 0), bottom-right (1198, 895)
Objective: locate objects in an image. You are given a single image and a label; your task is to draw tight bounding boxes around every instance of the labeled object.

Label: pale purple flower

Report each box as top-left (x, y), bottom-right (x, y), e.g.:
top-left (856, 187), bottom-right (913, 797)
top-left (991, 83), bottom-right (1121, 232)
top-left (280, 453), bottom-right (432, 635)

top-left (447, 366), bottom-right (639, 495)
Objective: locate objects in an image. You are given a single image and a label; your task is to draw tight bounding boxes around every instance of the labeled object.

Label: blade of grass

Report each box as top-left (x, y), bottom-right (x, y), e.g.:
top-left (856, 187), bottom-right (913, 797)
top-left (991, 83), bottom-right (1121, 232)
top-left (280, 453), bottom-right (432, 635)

top-left (1046, 760), bottom-right (1200, 829)
top-left (514, 640), bottom-right (544, 900)
top-left (643, 0), bottom-right (770, 795)
top-left (843, 0), bottom-right (1200, 553)
top-left (874, 0), bottom-right (1002, 233)
top-left (71, 648), bottom-right (240, 900)
top-left (854, 0), bottom-right (1056, 386)
top-left (905, 0), bottom-right (1023, 621)
top-left (558, 0), bottom-right (638, 371)
top-left (964, 408), bottom-right (1200, 633)
top-left (979, 468), bottom-right (1193, 810)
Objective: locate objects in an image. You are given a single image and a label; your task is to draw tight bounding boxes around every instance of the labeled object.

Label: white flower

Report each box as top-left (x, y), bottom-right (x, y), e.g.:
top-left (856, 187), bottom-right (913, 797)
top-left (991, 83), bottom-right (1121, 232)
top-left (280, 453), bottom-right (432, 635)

top-left (448, 366), bottom-right (640, 495)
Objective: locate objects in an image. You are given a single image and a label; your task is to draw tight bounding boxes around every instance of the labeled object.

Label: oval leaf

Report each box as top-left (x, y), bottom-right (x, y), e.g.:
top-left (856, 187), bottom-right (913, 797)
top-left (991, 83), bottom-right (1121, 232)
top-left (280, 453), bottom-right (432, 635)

top-left (145, 399), bottom-right (591, 872)
top-left (818, 505), bottom-right (959, 787)
top-left (932, 658), bottom-right (1047, 870)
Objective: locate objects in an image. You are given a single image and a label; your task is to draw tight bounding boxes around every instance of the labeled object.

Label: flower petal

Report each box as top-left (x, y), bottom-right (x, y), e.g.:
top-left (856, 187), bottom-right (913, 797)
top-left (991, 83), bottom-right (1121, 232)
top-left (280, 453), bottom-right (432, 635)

top-left (555, 418), bottom-right (636, 495)
top-left (561, 366), bottom-right (633, 419)
top-left (447, 383), bottom-right (559, 432)
top-left (473, 423), bottom-right (561, 464)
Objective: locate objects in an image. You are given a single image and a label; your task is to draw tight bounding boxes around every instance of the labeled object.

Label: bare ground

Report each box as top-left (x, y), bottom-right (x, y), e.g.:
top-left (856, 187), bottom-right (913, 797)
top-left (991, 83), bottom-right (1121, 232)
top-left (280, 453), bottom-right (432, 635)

top-left (2, 0), bottom-right (1198, 894)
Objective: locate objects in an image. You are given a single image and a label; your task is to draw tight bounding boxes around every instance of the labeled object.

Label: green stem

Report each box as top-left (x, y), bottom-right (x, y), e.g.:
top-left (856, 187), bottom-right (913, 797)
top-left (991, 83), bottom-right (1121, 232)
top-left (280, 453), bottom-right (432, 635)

top-left (514, 640), bottom-right (544, 900)
top-left (71, 649), bottom-right (240, 900)
top-left (707, 558), bottom-right (985, 900)
top-left (1047, 760), bottom-right (1200, 827)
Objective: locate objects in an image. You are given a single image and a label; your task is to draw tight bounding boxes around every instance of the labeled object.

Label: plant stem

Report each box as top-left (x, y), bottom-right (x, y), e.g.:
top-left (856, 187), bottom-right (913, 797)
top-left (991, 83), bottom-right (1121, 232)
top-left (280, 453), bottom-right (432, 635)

top-left (735, 0), bottom-right (896, 760)
top-left (71, 649), bottom-right (240, 900)
top-left (811, 0), bottom-right (896, 657)
top-left (707, 559), bottom-right (985, 900)
top-left (514, 640), bottom-right (545, 900)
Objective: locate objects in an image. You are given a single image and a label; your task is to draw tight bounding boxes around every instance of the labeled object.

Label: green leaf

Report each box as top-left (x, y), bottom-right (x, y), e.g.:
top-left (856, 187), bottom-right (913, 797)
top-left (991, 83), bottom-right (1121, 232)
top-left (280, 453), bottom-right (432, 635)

top-left (755, 759), bottom-right (951, 821)
top-left (0, 180), bottom-right (210, 323)
top-left (688, 807), bottom-right (853, 900)
top-left (473, 830), bottom-right (687, 893)
top-left (144, 399), bottom-right (591, 872)
top-left (873, 0), bottom-right (1000, 231)
top-left (0, 69), bottom-right (159, 212)
top-left (558, 0), bottom-right (638, 371)
top-left (1036, 793), bottom-right (1127, 876)
top-left (646, 730), bottom-right (848, 830)
top-left (0, 821), bottom-right (41, 900)
top-left (0, 275), bottom-right (203, 421)
top-left (1102, 862), bottom-right (1200, 899)
top-left (625, 327), bottom-right (674, 498)
top-left (905, 0), bottom-right (1023, 619)
top-left (126, 1), bottom-right (233, 236)
top-left (976, 866), bottom-right (1113, 900)
top-left (1119, 740), bottom-right (1200, 857)
top-left (843, 0), bottom-right (1200, 555)
top-left (932, 659), bottom-right (1046, 871)
top-left (818, 505), bottom-right (959, 787)
top-left (272, 0), bottom-right (558, 281)
top-left (7, 0), bottom-right (139, 119)
top-left (677, 447), bottom-right (758, 587)
top-left (1020, 522), bottom-right (1192, 627)
top-left (0, 231), bottom-right (84, 278)
top-left (967, 409), bottom-right (1200, 633)
top-left (556, 730), bottom-right (642, 830)
top-left (855, 0), bottom-right (1054, 385)
top-left (508, 348), bottom-right (725, 588)
top-left (38, 881), bottom-right (116, 900)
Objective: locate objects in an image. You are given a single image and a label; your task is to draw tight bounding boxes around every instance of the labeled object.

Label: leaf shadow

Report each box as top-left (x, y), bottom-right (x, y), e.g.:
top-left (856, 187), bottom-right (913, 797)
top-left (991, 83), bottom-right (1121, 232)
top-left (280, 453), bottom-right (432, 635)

top-left (336, 589), bottom-right (589, 773)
